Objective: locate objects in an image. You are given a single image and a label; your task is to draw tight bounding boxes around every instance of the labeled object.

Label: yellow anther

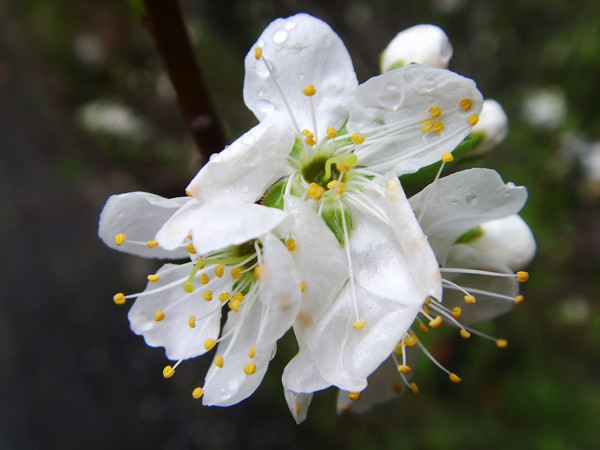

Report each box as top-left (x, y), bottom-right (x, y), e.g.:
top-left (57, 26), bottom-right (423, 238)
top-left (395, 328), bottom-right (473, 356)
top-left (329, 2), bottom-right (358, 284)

top-left (421, 120), bottom-right (433, 132)
top-left (392, 383), bottom-right (403, 394)
top-left (409, 382), bottom-right (419, 394)
top-left (460, 98), bottom-right (473, 111)
top-left (286, 239), bottom-right (296, 251)
top-left (215, 265), bottom-right (225, 278)
top-left (296, 403), bottom-right (302, 416)
top-left (231, 268), bottom-right (243, 280)
top-left (424, 297), bottom-right (432, 306)
top-left (113, 293), bottom-right (126, 305)
top-left (516, 271), bottom-right (529, 282)
top-left (162, 365), bottom-right (175, 378)
top-left (147, 274), bottom-right (160, 282)
top-left (185, 189), bottom-right (193, 197)
top-left (114, 233), bottom-right (126, 246)
top-left (467, 114), bottom-right (479, 126)
top-left (214, 356), bottom-right (224, 368)
top-left (348, 392), bottom-right (361, 401)
top-left (302, 84), bottom-right (316, 96)
top-left (233, 292), bottom-right (245, 302)
top-left (451, 307), bottom-right (462, 318)
top-left (441, 152), bottom-right (454, 163)
top-left (305, 138), bottom-right (317, 146)
top-left (432, 121), bottom-right (444, 133)
top-left (204, 338), bottom-right (216, 351)
top-left (229, 299), bottom-right (240, 312)
top-left (186, 243), bottom-right (196, 254)
top-left (397, 364), bottom-right (411, 374)
top-left (244, 363), bottom-right (257, 375)
top-left (192, 387), bottom-right (204, 399)
top-left (200, 273), bottom-right (209, 285)
top-left (154, 310), bottom-right (165, 322)
top-left (203, 291), bottom-right (213, 301)
top-left (430, 106), bottom-right (442, 118)
top-left (464, 295), bottom-right (477, 304)
top-left (219, 292), bottom-right (230, 302)
top-left (327, 180), bottom-right (338, 190)
top-left (429, 316), bottom-right (443, 328)
top-left (514, 295), bottom-right (524, 305)
top-left (418, 322), bottom-right (429, 333)
top-left (460, 329), bottom-right (471, 339)
top-left (404, 332), bottom-right (418, 347)
top-left (351, 133), bottom-right (365, 145)
top-left (307, 182), bottom-right (326, 200)
top-left (146, 239), bottom-right (159, 248)
top-left (353, 320), bottom-right (366, 330)
top-left (299, 281), bottom-right (306, 292)
top-left (183, 281), bottom-right (194, 293)
top-left (327, 126), bottom-right (338, 138)
top-left (422, 306), bottom-right (431, 315)
top-left (301, 129), bottom-right (314, 138)
top-left (188, 316), bottom-right (195, 328)
top-left (248, 345), bottom-right (257, 359)
top-left (394, 342), bottom-right (404, 355)
top-left (254, 46), bottom-right (262, 60)
top-left (449, 373), bottom-right (461, 383)
top-left (496, 339), bottom-right (508, 348)
top-left (336, 182), bottom-right (346, 195)
top-left (253, 265), bottom-right (263, 279)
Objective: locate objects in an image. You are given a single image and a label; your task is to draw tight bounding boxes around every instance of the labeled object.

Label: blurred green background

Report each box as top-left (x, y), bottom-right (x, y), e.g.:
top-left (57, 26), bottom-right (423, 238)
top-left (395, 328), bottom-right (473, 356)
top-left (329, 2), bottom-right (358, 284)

top-left (1, 0), bottom-right (599, 448)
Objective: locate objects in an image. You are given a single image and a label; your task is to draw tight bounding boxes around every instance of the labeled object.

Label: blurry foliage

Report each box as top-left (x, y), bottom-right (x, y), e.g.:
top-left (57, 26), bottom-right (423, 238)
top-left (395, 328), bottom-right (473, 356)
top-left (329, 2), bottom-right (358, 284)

top-left (2, 0), bottom-right (600, 448)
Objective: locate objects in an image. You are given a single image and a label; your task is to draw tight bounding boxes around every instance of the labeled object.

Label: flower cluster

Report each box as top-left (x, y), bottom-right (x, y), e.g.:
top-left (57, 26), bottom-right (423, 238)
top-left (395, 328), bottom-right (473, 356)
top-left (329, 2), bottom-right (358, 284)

top-left (99, 14), bottom-right (534, 423)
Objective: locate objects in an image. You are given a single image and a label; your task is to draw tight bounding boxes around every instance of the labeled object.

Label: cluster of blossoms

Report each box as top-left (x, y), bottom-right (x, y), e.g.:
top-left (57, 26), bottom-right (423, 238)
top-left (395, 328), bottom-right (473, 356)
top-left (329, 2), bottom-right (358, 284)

top-left (99, 14), bottom-right (535, 422)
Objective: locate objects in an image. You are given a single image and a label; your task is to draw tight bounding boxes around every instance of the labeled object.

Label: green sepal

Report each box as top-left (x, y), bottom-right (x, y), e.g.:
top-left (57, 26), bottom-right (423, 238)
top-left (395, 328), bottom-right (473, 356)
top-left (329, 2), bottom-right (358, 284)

top-left (399, 132), bottom-right (486, 193)
top-left (288, 137), bottom-right (304, 165)
top-left (263, 180), bottom-right (286, 210)
top-left (126, 0), bottom-right (147, 17)
top-left (388, 59), bottom-right (406, 71)
top-left (454, 225), bottom-right (484, 244)
top-left (322, 204), bottom-right (352, 246)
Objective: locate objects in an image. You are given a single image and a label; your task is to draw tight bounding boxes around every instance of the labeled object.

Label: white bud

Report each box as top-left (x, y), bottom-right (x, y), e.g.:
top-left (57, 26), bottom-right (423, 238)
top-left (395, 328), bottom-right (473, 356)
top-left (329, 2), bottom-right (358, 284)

top-left (380, 24), bottom-right (453, 72)
top-left (467, 215), bottom-right (536, 271)
top-left (470, 99), bottom-right (509, 155)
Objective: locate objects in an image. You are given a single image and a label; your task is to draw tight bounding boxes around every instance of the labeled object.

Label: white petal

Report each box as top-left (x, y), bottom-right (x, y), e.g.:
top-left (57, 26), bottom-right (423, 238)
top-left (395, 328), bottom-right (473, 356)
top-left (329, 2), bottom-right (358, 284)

top-left (470, 99), bottom-right (509, 155)
top-left (337, 348), bottom-right (420, 414)
top-left (283, 196), bottom-right (347, 343)
top-left (128, 262), bottom-right (223, 360)
top-left (185, 113), bottom-right (296, 204)
top-left (203, 302), bottom-right (275, 406)
top-left (411, 168), bottom-right (528, 262)
top-left (347, 64), bottom-right (483, 175)
top-left (282, 347), bottom-right (330, 394)
top-left (467, 215), bottom-right (536, 271)
top-left (442, 245), bottom-right (517, 323)
top-left (284, 389), bottom-right (313, 424)
top-left (254, 233), bottom-right (301, 345)
top-left (98, 192), bottom-right (191, 258)
top-left (303, 282), bottom-right (422, 392)
top-left (157, 203), bottom-right (290, 255)
top-left (380, 24), bottom-right (453, 71)
top-left (244, 13), bottom-right (358, 133)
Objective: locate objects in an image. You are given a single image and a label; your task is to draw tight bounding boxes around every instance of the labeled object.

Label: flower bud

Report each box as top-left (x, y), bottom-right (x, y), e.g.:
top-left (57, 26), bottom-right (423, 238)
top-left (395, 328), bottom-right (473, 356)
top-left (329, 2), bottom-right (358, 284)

top-left (470, 99), bottom-right (509, 155)
top-left (466, 215), bottom-right (536, 271)
top-left (380, 24), bottom-right (452, 72)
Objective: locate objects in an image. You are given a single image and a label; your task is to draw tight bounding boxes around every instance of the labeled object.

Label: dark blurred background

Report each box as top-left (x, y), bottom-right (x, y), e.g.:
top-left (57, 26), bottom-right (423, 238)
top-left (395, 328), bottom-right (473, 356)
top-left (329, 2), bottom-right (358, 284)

top-left (1, 0), bottom-right (599, 448)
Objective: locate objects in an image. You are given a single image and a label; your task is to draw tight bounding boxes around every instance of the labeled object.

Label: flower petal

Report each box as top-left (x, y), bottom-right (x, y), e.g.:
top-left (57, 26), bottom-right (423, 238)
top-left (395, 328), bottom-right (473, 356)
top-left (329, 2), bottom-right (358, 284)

top-left (186, 113), bottom-right (296, 205)
top-left (336, 348), bottom-right (420, 414)
top-left (244, 13), bottom-right (358, 133)
top-left (347, 64), bottom-right (483, 175)
top-left (411, 168), bottom-right (528, 263)
top-left (202, 301), bottom-right (275, 406)
top-left (128, 262), bottom-right (223, 360)
top-left (282, 346), bottom-right (330, 394)
top-left (98, 192), bottom-right (191, 259)
top-left (442, 244), bottom-right (518, 324)
top-left (284, 389), bottom-right (313, 424)
top-left (156, 202), bottom-right (290, 255)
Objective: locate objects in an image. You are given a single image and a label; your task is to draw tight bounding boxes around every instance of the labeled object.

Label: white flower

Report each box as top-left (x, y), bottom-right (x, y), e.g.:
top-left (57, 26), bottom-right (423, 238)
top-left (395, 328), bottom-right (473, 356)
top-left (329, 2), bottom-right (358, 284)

top-left (470, 99), bottom-right (509, 155)
top-left (335, 168), bottom-right (532, 415)
top-left (183, 14), bottom-right (484, 402)
top-left (380, 24), bottom-right (453, 72)
top-left (98, 192), bottom-right (343, 406)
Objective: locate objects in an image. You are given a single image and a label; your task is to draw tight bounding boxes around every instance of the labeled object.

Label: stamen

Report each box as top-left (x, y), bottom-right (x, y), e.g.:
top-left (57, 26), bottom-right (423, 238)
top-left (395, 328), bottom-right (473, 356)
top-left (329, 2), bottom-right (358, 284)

top-left (147, 274), bottom-right (160, 282)
top-left (417, 153), bottom-right (451, 222)
top-left (114, 233), bottom-right (126, 246)
top-left (460, 98), bottom-right (473, 111)
top-left (432, 122), bottom-right (444, 133)
top-left (162, 365), bottom-right (175, 378)
top-left (351, 133), bottom-right (365, 145)
top-left (192, 387), bottom-right (204, 399)
top-left (464, 295), bottom-right (477, 304)
top-left (200, 273), bottom-right (210, 284)
top-left (214, 356), bottom-right (224, 368)
top-left (219, 292), bottom-right (231, 302)
top-left (254, 46), bottom-right (262, 59)
top-left (327, 126), bottom-right (338, 138)
top-left (286, 239), bottom-right (296, 251)
top-left (516, 271), bottom-right (529, 282)
top-left (188, 316), bottom-right (195, 328)
top-left (410, 382), bottom-right (419, 394)
top-left (496, 339), bottom-right (508, 348)
top-left (397, 364), bottom-right (411, 374)
top-left (307, 182), bottom-right (325, 200)
top-left (514, 295), bottom-right (524, 305)
top-left (429, 316), bottom-right (443, 328)
top-left (203, 291), bottom-right (213, 301)
top-left (154, 309), bottom-right (165, 322)
top-left (348, 392), bottom-right (361, 401)
top-left (441, 152), bottom-right (454, 163)
top-left (248, 345), bottom-right (257, 358)
top-left (352, 320), bottom-right (365, 330)
top-left (253, 265), bottom-right (263, 279)
top-left (451, 307), bottom-right (462, 318)
top-left (299, 281), bottom-right (306, 292)
top-left (204, 339), bottom-right (216, 351)
top-left (215, 265), bottom-right (225, 278)
top-left (231, 268), bottom-right (243, 280)
top-left (430, 106), bottom-right (442, 118)
top-left (460, 329), bottom-right (471, 339)
top-left (146, 239), bottom-right (158, 248)
top-left (113, 293), bottom-right (126, 305)
top-left (244, 363), bottom-right (257, 375)
top-left (468, 114), bottom-right (480, 126)
top-left (186, 243), bottom-right (196, 254)
top-left (302, 84), bottom-right (316, 96)
top-left (449, 373), bottom-right (462, 383)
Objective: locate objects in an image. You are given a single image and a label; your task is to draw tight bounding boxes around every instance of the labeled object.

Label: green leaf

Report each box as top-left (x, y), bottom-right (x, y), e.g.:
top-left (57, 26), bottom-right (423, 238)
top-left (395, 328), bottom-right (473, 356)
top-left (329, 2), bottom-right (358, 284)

top-left (262, 180), bottom-right (286, 210)
top-left (322, 204), bottom-right (352, 246)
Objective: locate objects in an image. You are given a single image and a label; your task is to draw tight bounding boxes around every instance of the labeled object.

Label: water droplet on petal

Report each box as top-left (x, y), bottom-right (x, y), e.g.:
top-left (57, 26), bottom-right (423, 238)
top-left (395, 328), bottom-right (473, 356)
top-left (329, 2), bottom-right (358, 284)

top-left (403, 68), bottom-right (436, 92)
top-left (242, 133), bottom-right (256, 145)
top-left (240, 185), bottom-right (249, 193)
top-left (209, 153), bottom-right (222, 162)
top-left (449, 198), bottom-right (461, 206)
top-left (378, 93), bottom-right (403, 110)
top-left (284, 20), bottom-right (296, 30)
top-left (257, 39), bottom-right (266, 47)
top-left (465, 193), bottom-right (478, 204)
top-left (255, 99), bottom-right (275, 114)
top-left (257, 90), bottom-right (265, 97)
top-left (254, 59), bottom-right (269, 79)
top-left (224, 188), bottom-right (231, 195)
top-left (385, 81), bottom-right (398, 91)
top-left (272, 29), bottom-right (288, 44)
top-left (506, 182), bottom-right (516, 188)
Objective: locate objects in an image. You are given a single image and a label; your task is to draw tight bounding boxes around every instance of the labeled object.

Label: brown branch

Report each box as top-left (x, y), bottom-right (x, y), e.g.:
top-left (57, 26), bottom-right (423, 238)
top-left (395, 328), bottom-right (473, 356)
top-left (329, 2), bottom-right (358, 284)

top-left (141, 0), bottom-right (227, 164)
